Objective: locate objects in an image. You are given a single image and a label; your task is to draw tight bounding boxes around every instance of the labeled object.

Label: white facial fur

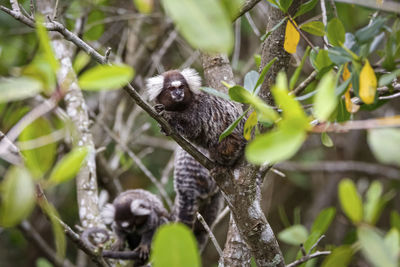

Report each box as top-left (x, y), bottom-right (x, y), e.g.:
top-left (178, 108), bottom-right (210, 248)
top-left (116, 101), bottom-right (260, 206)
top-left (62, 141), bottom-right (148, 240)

top-left (145, 68), bottom-right (202, 101)
top-left (130, 199), bottom-right (151, 216)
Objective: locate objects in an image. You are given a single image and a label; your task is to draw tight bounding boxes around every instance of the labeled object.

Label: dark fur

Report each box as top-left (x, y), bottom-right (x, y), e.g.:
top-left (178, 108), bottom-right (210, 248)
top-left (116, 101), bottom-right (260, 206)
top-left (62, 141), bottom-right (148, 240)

top-left (172, 147), bottom-right (224, 251)
top-left (154, 70), bottom-right (246, 166)
top-left (82, 190), bottom-right (169, 265)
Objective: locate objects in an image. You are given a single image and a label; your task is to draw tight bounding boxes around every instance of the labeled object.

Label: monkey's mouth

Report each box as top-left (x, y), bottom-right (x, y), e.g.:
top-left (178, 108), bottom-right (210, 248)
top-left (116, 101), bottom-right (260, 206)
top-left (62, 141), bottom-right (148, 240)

top-left (172, 94), bottom-right (184, 102)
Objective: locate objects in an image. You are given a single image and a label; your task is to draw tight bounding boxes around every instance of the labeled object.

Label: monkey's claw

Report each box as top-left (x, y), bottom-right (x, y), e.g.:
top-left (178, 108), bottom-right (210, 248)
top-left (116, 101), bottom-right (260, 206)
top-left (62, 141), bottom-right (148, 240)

top-left (154, 104), bottom-right (165, 115)
top-left (134, 244), bottom-right (150, 260)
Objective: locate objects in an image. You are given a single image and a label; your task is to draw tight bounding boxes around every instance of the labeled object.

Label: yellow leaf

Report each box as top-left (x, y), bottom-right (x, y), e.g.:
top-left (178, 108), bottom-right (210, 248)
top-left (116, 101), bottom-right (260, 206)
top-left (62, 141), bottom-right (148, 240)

top-left (345, 90), bottom-right (360, 113)
top-left (359, 60), bottom-right (377, 105)
top-left (343, 63), bottom-right (351, 81)
top-left (243, 111), bottom-right (258, 141)
top-left (284, 20), bottom-right (300, 54)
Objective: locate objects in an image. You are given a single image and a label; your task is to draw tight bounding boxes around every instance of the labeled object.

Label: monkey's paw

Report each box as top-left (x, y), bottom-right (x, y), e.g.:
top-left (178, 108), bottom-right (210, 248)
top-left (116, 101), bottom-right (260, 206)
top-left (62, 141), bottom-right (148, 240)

top-left (134, 244), bottom-right (150, 260)
top-left (154, 104), bottom-right (165, 115)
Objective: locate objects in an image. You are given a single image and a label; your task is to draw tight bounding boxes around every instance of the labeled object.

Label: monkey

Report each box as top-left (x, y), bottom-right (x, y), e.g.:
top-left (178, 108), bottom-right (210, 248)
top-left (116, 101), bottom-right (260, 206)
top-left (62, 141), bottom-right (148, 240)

top-left (172, 146), bottom-right (224, 251)
top-left (146, 68), bottom-right (247, 167)
top-left (82, 189), bottom-right (169, 265)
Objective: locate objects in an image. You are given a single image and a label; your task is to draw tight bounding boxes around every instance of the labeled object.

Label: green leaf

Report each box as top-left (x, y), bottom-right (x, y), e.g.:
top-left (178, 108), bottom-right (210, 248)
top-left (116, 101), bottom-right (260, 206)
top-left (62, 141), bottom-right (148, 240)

top-left (313, 71), bottom-right (337, 121)
top-left (35, 16), bottom-right (59, 72)
top-left (364, 181), bottom-right (383, 225)
top-left (391, 211), bottom-right (400, 232)
top-left (279, 0), bottom-right (294, 13)
top-left (244, 71), bottom-right (259, 92)
top-left (0, 77), bottom-right (42, 103)
top-left (0, 167), bottom-right (35, 227)
top-left (220, 0), bottom-right (244, 19)
top-left (272, 72), bottom-right (309, 128)
top-left (384, 228), bottom-right (400, 260)
top-left (355, 17), bottom-right (387, 44)
top-left (151, 223), bottom-right (200, 267)
top-left (19, 118), bottom-right (57, 179)
top-left (321, 245), bottom-right (354, 267)
top-left (243, 111), bottom-right (257, 140)
top-left (328, 47), bottom-right (352, 65)
top-left (294, 0), bottom-right (318, 18)
top-left (41, 201), bottom-right (66, 258)
top-left (246, 118), bottom-right (306, 164)
top-left (229, 85), bottom-right (253, 103)
top-left (358, 226), bottom-right (397, 267)
top-left (260, 17), bottom-right (287, 42)
top-left (378, 69), bottom-right (400, 87)
top-left (219, 109), bottom-right (248, 141)
top-left (134, 0), bottom-right (154, 14)
top-left (83, 10), bottom-right (105, 41)
top-left (338, 179), bottom-right (363, 224)
top-left (327, 18), bottom-right (345, 46)
top-left (278, 224), bottom-right (308, 245)
top-left (368, 128), bottom-right (400, 166)
top-left (255, 57), bottom-right (278, 94)
top-left (311, 207), bottom-right (336, 235)
top-left (321, 132), bottom-right (334, 147)
top-left (73, 51), bottom-right (91, 73)
top-left (23, 57), bottom-right (57, 92)
top-left (161, 0), bottom-right (233, 53)
top-left (48, 146), bottom-right (89, 186)
top-left (290, 47), bottom-right (310, 90)
top-left (300, 21), bottom-right (325, 36)
top-left (199, 87), bottom-right (230, 100)
top-left (313, 49), bottom-right (333, 71)
top-left (254, 54), bottom-right (261, 69)
top-left (36, 258), bottom-right (54, 267)
top-left (78, 64), bottom-right (135, 91)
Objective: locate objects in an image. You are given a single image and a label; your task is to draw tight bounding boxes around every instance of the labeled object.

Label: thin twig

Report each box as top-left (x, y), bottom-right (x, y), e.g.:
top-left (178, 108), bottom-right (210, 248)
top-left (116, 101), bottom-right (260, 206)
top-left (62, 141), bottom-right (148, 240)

top-left (286, 251), bottom-right (331, 267)
top-left (288, 16), bottom-right (316, 51)
top-left (329, 0), bottom-right (338, 17)
top-left (52, 0), bottom-right (59, 19)
top-left (320, 0), bottom-right (329, 48)
top-left (19, 221), bottom-right (76, 267)
top-left (308, 235), bottom-right (326, 254)
top-left (245, 12), bottom-right (260, 37)
top-left (233, 0), bottom-right (262, 21)
top-left (210, 206), bottom-right (230, 231)
top-left (290, 71), bottom-right (317, 96)
top-left (232, 18), bottom-right (241, 69)
top-left (196, 212), bottom-right (223, 257)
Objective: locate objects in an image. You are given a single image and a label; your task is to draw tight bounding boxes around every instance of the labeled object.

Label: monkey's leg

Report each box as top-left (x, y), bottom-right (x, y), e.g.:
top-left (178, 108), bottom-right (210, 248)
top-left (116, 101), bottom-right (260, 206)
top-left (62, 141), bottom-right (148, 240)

top-left (194, 191), bottom-right (224, 252)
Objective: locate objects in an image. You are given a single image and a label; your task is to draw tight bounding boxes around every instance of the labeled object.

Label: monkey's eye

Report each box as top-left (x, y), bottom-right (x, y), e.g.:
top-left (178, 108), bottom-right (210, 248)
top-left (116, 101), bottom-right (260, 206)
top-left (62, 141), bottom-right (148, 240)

top-left (179, 85), bottom-right (184, 89)
top-left (167, 86), bottom-right (174, 91)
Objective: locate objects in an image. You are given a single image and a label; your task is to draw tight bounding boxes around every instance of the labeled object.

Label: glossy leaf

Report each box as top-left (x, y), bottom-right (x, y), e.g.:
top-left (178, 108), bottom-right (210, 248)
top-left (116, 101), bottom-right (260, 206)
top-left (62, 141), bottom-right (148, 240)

top-left (368, 128), bottom-right (400, 166)
top-left (0, 77), bottom-right (42, 103)
top-left (219, 109), bottom-right (248, 141)
top-left (78, 64), bottom-right (135, 91)
top-left (355, 17), bottom-right (386, 44)
top-left (244, 71), bottom-right (259, 92)
top-left (246, 118), bottom-right (306, 164)
top-left (48, 146), bottom-right (89, 186)
top-left (300, 21), bottom-right (325, 36)
top-left (19, 117), bottom-right (57, 179)
top-left (280, 0), bottom-right (294, 13)
top-left (327, 18), bottom-right (345, 46)
top-left (199, 87), bottom-right (230, 100)
top-left (321, 132), bottom-right (334, 147)
top-left (278, 224), bottom-right (308, 245)
top-left (313, 49), bottom-right (333, 71)
top-left (243, 111), bottom-right (257, 140)
top-left (220, 0), bottom-right (244, 19)
top-left (358, 226), bottom-right (397, 267)
top-left (229, 85), bottom-right (253, 103)
top-left (391, 211), bottom-right (400, 232)
top-left (73, 52), bottom-right (91, 73)
top-left (294, 0), bottom-right (318, 18)
top-left (284, 20), bottom-right (300, 54)
top-left (313, 71), bottom-right (337, 121)
top-left (161, 0), bottom-right (233, 53)
top-left (151, 223), bottom-right (200, 267)
top-left (359, 60), bottom-right (377, 105)
top-left (321, 245), bottom-right (354, 267)
top-left (0, 167), bottom-right (35, 227)
top-left (260, 17), bottom-right (287, 42)
top-left (338, 179), bottom-right (363, 224)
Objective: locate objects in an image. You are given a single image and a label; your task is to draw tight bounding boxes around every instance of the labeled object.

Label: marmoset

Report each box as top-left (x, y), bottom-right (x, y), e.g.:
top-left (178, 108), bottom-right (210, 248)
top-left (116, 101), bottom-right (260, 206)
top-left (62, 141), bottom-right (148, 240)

top-left (82, 189), bottom-right (169, 265)
top-left (173, 146), bottom-right (224, 251)
top-left (146, 68), bottom-right (246, 166)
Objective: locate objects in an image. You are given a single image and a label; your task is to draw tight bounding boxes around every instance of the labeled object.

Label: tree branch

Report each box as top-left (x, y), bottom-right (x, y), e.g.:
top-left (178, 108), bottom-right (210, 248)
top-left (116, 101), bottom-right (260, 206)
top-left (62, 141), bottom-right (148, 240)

top-left (233, 0), bottom-right (262, 21)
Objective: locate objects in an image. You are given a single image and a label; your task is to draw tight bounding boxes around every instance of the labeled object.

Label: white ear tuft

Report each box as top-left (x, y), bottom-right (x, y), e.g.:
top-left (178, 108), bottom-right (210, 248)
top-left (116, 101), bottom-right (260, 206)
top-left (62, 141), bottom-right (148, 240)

top-left (130, 200), bottom-right (151, 216)
top-left (145, 74), bottom-right (165, 101)
top-left (100, 203), bottom-right (115, 225)
top-left (181, 68), bottom-right (202, 94)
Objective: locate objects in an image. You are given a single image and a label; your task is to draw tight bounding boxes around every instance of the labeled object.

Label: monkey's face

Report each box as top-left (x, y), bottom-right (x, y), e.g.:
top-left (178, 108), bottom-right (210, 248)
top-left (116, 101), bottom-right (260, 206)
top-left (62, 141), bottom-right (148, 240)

top-left (156, 71), bottom-right (193, 111)
top-left (113, 199), bottom-right (151, 233)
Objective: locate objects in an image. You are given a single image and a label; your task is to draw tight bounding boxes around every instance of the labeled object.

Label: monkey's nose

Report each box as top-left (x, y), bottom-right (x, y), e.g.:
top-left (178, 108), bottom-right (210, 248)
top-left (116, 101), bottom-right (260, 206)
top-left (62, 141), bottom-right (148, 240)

top-left (172, 91), bottom-right (184, 101)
